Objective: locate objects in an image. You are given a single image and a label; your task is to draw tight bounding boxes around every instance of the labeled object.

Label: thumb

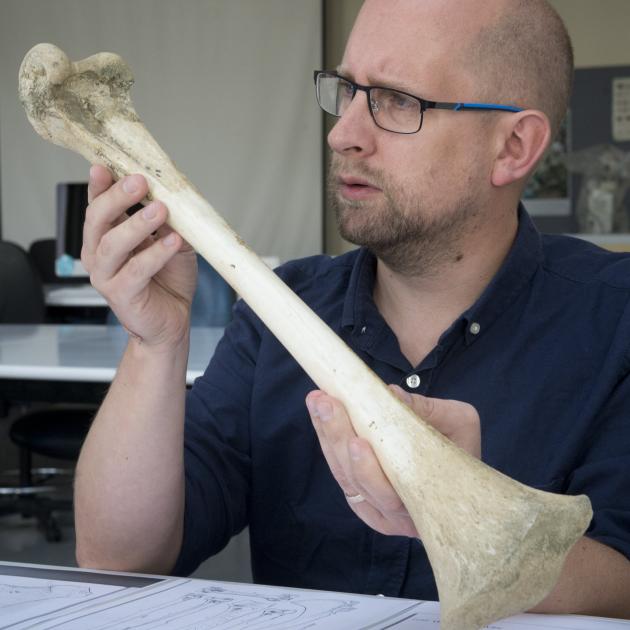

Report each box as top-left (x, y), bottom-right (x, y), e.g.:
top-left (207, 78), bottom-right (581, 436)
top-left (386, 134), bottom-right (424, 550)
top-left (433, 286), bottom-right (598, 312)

top-left (389, 385), bottom-right (481, 458)
top-left (388, 384), bottom-right (439, 422)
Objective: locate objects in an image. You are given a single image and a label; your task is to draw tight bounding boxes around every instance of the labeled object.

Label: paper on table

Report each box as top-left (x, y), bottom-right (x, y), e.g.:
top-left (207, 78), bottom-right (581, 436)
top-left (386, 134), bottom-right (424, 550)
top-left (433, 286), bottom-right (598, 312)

top-left (4, 573), bottom-right (629, 630)
top-left (25, 578), bottom-right (423, 630)
top-left (0, 574), bottom-right (127, 629)
top-left (388, 602), bottom-right (630, 630)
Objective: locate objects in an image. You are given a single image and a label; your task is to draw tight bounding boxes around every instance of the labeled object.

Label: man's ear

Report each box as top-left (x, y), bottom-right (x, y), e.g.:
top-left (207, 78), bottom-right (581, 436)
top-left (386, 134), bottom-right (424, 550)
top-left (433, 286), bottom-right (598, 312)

top-left (491, 110), bottom-right (551, 188)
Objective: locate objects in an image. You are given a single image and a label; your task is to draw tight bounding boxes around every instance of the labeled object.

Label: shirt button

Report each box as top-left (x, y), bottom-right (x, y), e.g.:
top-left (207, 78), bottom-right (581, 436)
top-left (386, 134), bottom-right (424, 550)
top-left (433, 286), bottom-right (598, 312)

top-left (406, 374), bottom-right (421, 389)
top-left (469, 322), bottom-right (481, 335)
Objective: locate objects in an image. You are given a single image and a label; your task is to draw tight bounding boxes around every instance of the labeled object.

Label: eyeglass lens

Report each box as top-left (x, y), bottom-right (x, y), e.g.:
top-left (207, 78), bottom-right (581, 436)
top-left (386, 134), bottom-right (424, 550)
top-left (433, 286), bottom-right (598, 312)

top-left (316, 73), bottom-right (422, 133)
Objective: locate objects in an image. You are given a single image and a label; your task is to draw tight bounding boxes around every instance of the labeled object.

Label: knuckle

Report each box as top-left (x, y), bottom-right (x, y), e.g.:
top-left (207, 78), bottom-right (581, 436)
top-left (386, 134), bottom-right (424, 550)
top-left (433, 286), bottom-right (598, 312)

top-left (327, 424), bottom-right (346, 446)
top-left (125, 254), bottom-right (144, 279)
top-left (330, 466), bottom-right (349, 489)
top-left (92, 277), bottom-right (112, 301)
top-left (418, 395), bottom-right (436, 419)
top-left (97, 231), bottom-right (116, 258)
top-left (83, 205), bottom-right (96, 230)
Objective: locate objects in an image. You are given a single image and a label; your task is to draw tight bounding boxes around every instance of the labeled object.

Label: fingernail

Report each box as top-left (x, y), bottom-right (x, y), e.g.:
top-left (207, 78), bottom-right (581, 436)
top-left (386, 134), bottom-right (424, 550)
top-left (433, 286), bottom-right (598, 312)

top-left (349, 441), bottom-right (361, 461)
top-left (122, 176), bottom-right (138, 194)
top-left (163, 233), bottom-right (177, 247)
top-left (142, 204), bottom-right (157, 220)
top-left (316, 400), bottom-right (333, 422)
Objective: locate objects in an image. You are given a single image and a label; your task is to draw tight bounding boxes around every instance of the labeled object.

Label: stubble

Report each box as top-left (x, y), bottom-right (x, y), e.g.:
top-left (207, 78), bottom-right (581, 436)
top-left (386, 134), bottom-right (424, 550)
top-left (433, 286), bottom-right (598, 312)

top-left (328, 155), bottom-right (480, 276)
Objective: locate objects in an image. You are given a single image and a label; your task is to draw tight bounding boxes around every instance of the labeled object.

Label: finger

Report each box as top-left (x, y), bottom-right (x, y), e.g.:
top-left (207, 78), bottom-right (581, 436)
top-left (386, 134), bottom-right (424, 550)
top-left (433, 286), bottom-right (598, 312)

top-left (152, 225), bottom-right (195, 254)
top-left (390, 385), bottom-right (481, 458)
top-left (346, 437), bottom-right (407, 515)
top-left (87, 165), bottom-right (114, 204)
top-left (105, 230), bottom-right (183, 306)
top-left (306, 391), bottom-right (358, 496)
top-left (82, 173), bottom-right (149, 264)
top-left (414, 396), bottom-right (480, 458)
top-left (344, 439), bottom-right (419, 538)
top-left (130, 220), bottom-right (173, 256)
top-left (89, 201), bottom-right (169, 287)
top-left (92, 201), bottom-right (175, 286)
top-left (348, 496), bottom-right (418, 537)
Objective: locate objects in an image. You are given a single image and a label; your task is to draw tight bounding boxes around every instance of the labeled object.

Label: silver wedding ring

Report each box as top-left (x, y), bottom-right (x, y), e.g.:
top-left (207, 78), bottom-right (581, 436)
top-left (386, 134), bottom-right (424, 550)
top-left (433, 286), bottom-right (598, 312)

top-left (345, 493), bottom-right (366, 505)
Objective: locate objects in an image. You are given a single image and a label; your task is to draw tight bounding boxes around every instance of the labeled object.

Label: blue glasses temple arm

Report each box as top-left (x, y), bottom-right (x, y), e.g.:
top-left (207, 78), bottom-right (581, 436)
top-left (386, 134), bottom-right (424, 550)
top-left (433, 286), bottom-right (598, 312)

top-left (431, 101), bottom-right (524, 113)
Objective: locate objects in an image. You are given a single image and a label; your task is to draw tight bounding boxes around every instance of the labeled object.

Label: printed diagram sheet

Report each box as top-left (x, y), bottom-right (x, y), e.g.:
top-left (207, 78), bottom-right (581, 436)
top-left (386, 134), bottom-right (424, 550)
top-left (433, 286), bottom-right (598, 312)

top-left (2, 572), bottom-right (628, 630)
top-left (13, 578), bottom-right (421, 630)
top-left (0, 575), bottom-right (127, 629)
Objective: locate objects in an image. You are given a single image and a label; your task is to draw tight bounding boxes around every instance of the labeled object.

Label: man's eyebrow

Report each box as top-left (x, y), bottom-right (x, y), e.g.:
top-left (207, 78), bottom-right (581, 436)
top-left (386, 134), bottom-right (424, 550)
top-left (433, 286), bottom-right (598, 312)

top-left (334, 66), bottom-right (420, 95)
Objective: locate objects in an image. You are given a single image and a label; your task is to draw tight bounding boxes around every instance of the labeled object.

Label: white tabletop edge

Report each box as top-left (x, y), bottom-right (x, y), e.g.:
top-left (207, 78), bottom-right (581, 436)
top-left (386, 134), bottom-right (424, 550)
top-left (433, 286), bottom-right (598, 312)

top-left (0, 324), bottom-right (216, 385)
top-left (0, 364), bottom-right (203, 385)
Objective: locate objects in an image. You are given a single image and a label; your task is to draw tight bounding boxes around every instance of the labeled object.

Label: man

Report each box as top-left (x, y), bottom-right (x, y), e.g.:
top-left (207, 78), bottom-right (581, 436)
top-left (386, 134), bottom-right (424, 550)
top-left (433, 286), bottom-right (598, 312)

top-left (75, 0), bottom-right (630, 617)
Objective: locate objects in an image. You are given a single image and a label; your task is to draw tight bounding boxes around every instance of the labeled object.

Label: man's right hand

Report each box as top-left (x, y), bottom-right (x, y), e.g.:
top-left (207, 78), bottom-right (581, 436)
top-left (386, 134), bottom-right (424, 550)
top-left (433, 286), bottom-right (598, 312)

top-left (82, 165), bottom-right (197, 348)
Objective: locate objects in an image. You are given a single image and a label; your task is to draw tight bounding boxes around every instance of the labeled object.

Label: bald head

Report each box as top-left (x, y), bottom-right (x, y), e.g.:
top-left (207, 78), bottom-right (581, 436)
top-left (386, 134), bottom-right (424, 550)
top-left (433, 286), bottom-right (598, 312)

top-left (461, 0), bottom-right (573, 137)
top-left (352, 0), bottom-right (573, 137)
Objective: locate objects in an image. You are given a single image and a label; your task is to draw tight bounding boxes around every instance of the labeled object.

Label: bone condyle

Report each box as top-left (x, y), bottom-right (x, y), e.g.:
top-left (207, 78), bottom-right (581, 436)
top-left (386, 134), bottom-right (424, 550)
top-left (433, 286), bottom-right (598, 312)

top-left (19, 43), bottom-right (593, 630)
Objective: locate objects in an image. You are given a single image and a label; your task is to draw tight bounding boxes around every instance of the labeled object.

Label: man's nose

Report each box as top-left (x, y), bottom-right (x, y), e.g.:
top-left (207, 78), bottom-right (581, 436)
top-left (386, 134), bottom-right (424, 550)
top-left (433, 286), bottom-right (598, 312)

top-left (327, 90), bottom-right (377, 157)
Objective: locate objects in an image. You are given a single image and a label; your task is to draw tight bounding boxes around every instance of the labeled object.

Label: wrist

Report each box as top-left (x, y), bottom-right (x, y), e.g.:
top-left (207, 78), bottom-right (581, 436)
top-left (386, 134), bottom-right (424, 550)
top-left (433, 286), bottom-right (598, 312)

top-left (126, 328), bottom-right (190, 365)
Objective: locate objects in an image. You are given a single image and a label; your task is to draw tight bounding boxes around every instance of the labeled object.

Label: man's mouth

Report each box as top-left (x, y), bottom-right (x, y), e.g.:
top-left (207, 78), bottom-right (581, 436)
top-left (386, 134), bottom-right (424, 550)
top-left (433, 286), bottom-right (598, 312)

top-left (338, 176), bottom-right (382, 201)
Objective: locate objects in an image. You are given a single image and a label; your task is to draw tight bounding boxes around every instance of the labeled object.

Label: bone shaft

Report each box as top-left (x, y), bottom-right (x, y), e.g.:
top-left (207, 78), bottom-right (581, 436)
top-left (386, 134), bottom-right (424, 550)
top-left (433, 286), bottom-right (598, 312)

top-left (160, 184), bottom-right (426, 444)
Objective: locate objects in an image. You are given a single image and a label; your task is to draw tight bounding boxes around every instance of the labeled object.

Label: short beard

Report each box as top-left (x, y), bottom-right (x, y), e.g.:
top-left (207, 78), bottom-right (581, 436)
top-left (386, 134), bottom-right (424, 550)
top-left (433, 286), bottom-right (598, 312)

top-left (328, 158), bottom-right (479, 276)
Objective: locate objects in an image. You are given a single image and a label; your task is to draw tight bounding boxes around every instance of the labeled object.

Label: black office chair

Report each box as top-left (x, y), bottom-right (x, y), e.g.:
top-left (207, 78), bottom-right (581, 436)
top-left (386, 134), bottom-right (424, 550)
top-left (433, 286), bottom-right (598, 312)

top-left (0, 240), bottom-right (96, 541)
top-left (27, 238), bottom-right (58, 284)
top-left (28, 238), bottom-right (85, 285)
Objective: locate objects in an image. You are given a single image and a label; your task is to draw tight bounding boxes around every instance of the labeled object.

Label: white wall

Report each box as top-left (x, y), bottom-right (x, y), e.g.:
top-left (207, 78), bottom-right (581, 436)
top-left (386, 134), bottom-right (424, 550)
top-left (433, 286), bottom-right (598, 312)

top-left (0, 0), bottom-right (322, 263)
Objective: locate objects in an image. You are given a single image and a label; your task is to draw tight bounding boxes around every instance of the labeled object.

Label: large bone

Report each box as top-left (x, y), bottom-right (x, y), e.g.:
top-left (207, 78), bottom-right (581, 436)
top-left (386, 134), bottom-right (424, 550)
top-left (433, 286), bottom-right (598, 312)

top-left (19, 43), bottom-right (592, 629)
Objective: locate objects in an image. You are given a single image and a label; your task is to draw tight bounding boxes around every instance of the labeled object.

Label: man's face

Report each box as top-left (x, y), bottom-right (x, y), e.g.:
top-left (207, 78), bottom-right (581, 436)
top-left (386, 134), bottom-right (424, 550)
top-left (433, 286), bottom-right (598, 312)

top-left (328, 0), bottom-right (499, 272)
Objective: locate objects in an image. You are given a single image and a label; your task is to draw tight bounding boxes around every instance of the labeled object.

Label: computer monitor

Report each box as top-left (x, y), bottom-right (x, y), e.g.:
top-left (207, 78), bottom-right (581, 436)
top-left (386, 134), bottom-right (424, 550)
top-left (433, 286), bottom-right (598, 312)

top-left (55, 182), bottom-right (88, 277)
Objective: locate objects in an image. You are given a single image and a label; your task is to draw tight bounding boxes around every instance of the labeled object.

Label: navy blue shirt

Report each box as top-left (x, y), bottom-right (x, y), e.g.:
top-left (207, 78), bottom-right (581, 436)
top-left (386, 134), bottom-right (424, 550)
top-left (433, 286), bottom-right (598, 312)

top-left (174, 208), bottom-right (630, 600)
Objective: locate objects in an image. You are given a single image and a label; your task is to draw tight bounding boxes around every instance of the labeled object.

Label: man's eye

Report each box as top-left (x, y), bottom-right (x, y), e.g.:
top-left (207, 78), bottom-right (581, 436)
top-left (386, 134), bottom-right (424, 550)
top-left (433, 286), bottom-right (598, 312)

top-left (339, 81), bottom-right (354, 97)
top-left (386, 91), bottom-right (415, 110)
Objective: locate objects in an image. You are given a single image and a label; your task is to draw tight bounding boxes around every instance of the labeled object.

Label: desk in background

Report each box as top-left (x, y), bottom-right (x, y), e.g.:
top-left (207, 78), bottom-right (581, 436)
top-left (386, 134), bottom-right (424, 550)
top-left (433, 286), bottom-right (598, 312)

top-left (43, 283), bottom-right (108, 308)
top-left (0, 324), bottom-right (223, 405)
top-left (42, 283), bottom-right (109, 325)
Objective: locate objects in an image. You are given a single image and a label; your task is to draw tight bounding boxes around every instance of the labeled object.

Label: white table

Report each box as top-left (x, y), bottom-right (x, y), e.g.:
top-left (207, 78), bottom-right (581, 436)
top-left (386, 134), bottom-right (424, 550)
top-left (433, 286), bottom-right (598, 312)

top-left (0, 324), bottom-right (223, 404)
top-left (43, 284), bottom-right (108, 308)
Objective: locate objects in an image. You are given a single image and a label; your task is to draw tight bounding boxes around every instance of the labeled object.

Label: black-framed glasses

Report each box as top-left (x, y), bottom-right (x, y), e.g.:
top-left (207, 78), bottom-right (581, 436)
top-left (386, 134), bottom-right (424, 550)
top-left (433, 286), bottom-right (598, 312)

top-left (314, 70), bottom-right (524, 134)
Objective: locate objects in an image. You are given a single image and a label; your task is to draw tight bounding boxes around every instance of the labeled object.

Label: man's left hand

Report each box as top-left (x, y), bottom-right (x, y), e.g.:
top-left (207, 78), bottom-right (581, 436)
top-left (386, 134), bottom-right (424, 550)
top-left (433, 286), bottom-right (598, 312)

top-left (305, 385), bottom-right (481, 539)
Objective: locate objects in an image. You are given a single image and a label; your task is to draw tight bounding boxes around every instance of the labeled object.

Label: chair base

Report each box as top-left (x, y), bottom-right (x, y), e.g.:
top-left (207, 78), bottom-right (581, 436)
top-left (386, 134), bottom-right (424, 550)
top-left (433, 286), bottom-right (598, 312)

top-left (0, 467), bottom-right (74, 542)
top-left (1, 403), bottom-right (95, 543)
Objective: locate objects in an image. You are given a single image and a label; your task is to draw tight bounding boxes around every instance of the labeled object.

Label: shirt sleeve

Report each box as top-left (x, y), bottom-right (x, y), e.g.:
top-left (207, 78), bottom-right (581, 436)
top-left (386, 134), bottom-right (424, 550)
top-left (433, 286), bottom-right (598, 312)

top-left (567, 368), bottom-right (630, 562)
top-left (171, 298), bottom-right (262, 576)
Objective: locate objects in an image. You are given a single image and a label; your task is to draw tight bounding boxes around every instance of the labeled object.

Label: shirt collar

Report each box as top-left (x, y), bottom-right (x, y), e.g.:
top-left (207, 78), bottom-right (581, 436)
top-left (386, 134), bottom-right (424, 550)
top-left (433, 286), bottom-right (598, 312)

top-left (460, 204), bottom-right (543, 345)
top-left (342, 246), bottom-right (376, 332)
top-left (341, 204), bottom-right (543, 346)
